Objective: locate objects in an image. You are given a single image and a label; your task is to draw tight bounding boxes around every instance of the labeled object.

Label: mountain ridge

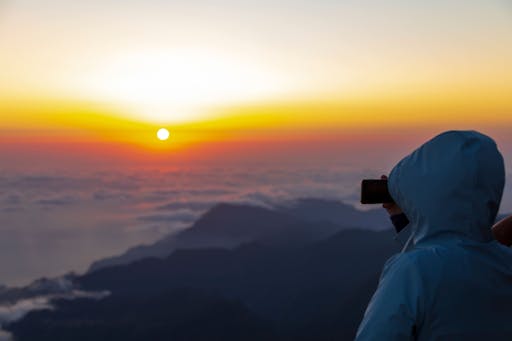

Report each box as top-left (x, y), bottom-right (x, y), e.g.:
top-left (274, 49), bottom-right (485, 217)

top-left (6, 227), bottom-right (400, 340)
top-left (88, 199), bottom-right (389, 272)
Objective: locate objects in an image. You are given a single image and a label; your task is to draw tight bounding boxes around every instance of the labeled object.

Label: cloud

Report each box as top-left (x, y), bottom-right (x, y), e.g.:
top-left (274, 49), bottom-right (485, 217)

top-left (156, 201), bottom-right (213, 212)
top-left (0, 297), bottom-right (52, 326)
top-left (36, 196), bottom-right (78, 206)
top-left (0, 330), bottom-right (11, 341)
top-left (0, 290), bottom-right (110, 337)
top-left (92, 190), bottom-right (132, 201)
top-left (1, 166), bottom-right (511, 287)
top-left (137, 212), bottom-right (198, 223)
top-left (2, 195), bottom-right (21, 206)
top-left (0, 207), bottom-right (23, 213)
top-left (0, 194), bottom-right (23, 213)
top-left (6, 175), bottom-right (95, 192)
top-left (142, 189), bottom-right (234, 204)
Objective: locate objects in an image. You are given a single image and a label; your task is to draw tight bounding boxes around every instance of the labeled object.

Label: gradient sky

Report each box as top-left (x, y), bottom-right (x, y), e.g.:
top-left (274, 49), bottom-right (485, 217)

top-left (1, 0), bottom-right (511, 129)
top-left (1, 0), bottom-right (511, 170)
top-left (1, 0), bottom-right (512, 286)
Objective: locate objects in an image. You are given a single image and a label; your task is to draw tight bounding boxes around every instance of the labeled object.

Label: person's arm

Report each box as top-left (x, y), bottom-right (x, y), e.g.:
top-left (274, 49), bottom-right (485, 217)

top-left (493, 215), bottom-right (512, 247)
top-left (355, 254), bottom-right (423, 341)
top-left (381, 174), bottom-right (402, 215)
top-left (381, 175), bottom-right (409, 233)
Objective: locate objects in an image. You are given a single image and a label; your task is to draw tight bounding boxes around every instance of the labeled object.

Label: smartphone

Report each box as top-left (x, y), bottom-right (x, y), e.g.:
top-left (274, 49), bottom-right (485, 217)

top-left (360, 179), bottom-right (394, 204)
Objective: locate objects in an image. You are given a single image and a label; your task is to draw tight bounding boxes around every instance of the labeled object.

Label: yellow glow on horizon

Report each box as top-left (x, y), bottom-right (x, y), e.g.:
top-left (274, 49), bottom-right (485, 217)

top-left (0, 99), bottom-right (233, 151)
top-left (2, 89), bottom-right (511, 141)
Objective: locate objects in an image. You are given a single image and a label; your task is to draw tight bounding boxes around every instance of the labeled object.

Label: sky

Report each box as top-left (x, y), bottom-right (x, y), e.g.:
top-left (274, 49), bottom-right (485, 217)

top-left (1, 0), bottom-right (511, 166)
top-left (0, 0), bottom-right (511, 285)
top-left (1, 0), bottom-right (511, 127)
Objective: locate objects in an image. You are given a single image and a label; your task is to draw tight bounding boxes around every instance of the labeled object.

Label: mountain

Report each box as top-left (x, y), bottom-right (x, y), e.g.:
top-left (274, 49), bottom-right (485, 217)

top-left (6, 227), bottom-right (400, 340)
top-left (0, 274), bottom-right (77, 304)
top-left (89, 199), bottom-right (389, 271)
top-left (88, 203), bottom-right (300, 271)
top-left (7, 288), bottom-right (278, 341)
top-left (277, 198), bottom-right (389, 230)
top-left (5, 201), bottom-right (509, 340)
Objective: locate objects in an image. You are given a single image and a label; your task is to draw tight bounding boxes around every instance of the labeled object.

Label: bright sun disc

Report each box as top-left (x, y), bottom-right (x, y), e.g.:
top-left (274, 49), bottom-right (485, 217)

top-left (157, 128), bottom-right (170, 141)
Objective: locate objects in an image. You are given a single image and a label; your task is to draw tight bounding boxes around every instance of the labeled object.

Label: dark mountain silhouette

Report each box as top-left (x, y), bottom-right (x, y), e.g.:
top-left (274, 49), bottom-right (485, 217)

top-left (6, 227), bottom-right (400, 340)
top-left (7, 289), bottom-right (278, 341)
top-left (0, 274), bottom-right (77, 304)
top-left (6, 199), bottom-right (509, 340)
top-left (89, 203), bottom-right (300, 271)
top-left (89, 199), bottom-right (389, 271)
top-left (277, 198), bottom-right (389, 230)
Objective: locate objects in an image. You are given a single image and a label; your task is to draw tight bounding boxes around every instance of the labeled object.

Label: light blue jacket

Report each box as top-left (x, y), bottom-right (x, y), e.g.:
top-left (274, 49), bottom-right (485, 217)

top-left (356, 130), bottom-right (512, 341)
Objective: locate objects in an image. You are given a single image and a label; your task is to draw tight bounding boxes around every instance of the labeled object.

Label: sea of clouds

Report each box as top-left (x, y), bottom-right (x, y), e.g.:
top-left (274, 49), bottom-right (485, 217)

top-left (0, 165), bottom-right (377, 286)
top-left (0, 165), bottom-right (511, 287)
top-left (0, 282), bottom-right (109, 340)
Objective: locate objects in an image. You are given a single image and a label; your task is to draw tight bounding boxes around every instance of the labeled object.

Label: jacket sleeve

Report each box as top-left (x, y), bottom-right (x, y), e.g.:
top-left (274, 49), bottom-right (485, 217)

top-left (355, 254), bottom-right (425, 341)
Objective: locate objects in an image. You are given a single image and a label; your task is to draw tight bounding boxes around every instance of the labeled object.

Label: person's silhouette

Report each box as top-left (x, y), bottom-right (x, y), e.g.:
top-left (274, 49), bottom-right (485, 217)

top-left (356, 130), bottom-right (512, 340)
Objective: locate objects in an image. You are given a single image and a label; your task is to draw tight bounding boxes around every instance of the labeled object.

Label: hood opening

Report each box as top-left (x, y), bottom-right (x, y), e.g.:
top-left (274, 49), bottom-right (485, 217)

top-left (388, 130), bottom-right (505, 245)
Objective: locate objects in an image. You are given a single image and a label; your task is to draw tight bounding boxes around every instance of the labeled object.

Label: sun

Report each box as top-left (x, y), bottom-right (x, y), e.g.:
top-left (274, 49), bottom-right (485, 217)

top-left (157, 128), bottom-right (170, 141)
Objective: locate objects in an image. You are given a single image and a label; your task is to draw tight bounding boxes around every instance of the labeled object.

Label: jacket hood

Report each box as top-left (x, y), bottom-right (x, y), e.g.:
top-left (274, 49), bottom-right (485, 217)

top-left (388, 130), bottom-right (505, 245)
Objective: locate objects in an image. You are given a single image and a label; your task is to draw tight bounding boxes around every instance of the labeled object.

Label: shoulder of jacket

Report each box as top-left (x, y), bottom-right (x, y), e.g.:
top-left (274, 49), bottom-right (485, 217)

top-left (383, 248), bottom-right (437, 275)
top-left (386, 247), bottom-right (432, 265)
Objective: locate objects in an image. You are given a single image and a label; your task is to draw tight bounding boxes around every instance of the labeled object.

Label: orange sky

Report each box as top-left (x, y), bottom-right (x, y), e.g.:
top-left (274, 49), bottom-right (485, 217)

top-left (1, 0), bottom-right (511, 169)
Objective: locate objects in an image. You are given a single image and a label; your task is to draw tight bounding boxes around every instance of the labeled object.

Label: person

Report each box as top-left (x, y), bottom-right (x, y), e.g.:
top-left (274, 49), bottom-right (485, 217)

top-left (382, 176), bottom-right (512, 247)
top-left (355, 130), bottom-right (512, 340)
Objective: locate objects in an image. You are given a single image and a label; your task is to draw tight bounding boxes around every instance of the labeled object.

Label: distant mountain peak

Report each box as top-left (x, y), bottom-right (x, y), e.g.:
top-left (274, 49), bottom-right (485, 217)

top-left (88, 198), bottom-right (389, 272)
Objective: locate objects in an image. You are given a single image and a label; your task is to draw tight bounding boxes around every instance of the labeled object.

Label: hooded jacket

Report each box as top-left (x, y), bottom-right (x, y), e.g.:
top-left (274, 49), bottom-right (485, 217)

top-left (356, 130), bottom-right (512, 341)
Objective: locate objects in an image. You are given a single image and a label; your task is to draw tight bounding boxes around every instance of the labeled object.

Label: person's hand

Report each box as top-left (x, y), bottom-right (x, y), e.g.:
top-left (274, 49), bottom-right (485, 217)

top-left (381, 175), bottom-right (402, 216)
top-left (492, 215), bottom-right (512, 247)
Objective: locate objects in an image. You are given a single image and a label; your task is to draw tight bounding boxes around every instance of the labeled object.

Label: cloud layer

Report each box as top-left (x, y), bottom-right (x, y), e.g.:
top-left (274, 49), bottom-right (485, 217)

top-left (1, 165), bottom-right (511, 286)
top-left (0, 279), bottom-right (109, 340)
